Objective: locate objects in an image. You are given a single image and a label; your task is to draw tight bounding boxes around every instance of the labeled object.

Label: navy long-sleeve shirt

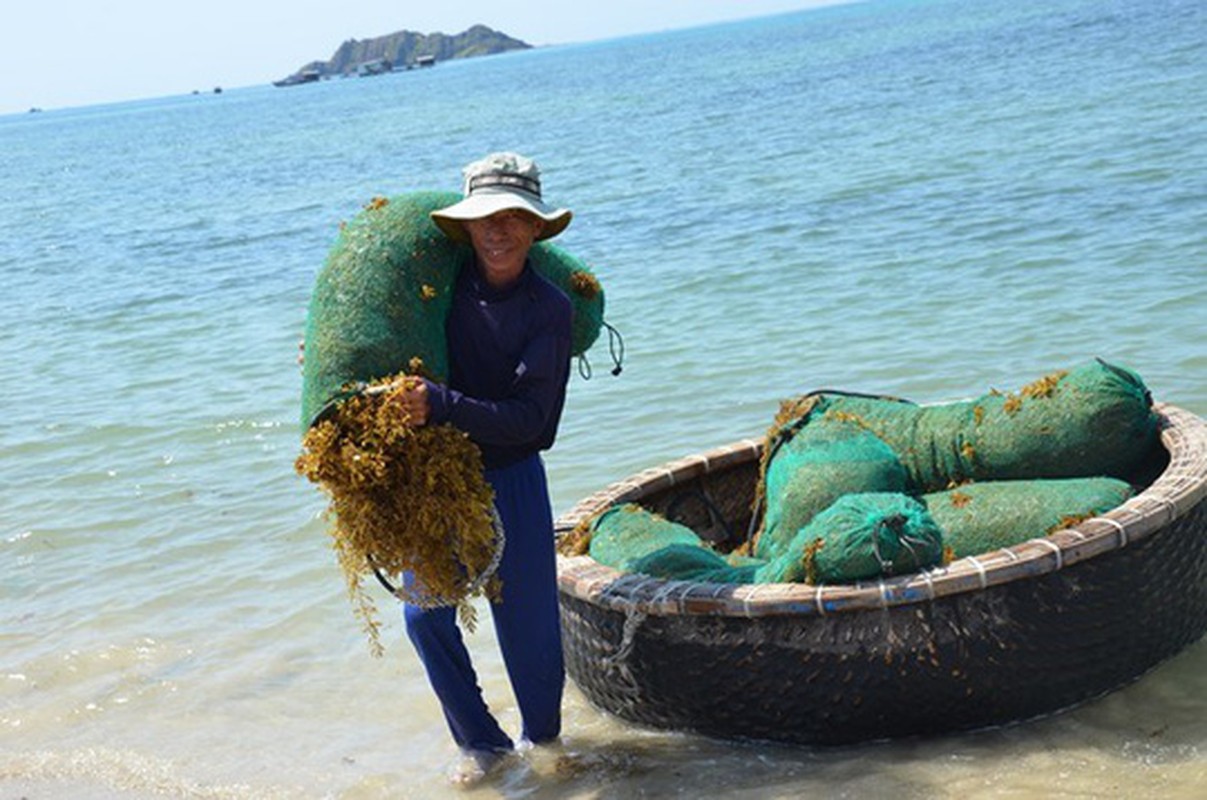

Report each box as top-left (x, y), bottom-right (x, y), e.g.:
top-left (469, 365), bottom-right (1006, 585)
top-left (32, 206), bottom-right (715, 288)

top-left (424, 259), bottom-right (573, 470)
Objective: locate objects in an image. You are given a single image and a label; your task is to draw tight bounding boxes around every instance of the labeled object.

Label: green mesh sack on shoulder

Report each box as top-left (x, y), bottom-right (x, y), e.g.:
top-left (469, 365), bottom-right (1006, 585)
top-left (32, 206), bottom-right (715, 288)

top-left (819, 360), bottom-right (1157, 491)
top-left (301, 190), bottom-right (606, 428)
top-left (587, 503), bottom-right (705, 571)
top-left (923, 477), bottom-right (1134, 558)
top-left (528, 242), bottom-right (605, 365)
top-left (756, 415), bottom-right (909, 561)
top-left (628, 544), bottom-right (762, 584)
top-left (784, 492), bottom-right (946, 584)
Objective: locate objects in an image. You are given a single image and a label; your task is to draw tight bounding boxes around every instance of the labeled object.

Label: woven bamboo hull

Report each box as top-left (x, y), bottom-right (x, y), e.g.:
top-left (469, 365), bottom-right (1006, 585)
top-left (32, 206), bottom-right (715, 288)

top-left (555, 404), bottom-right (1207, 745)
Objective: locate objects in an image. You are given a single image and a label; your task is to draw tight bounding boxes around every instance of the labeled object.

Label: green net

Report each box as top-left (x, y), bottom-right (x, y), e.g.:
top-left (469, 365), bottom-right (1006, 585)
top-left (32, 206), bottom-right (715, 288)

top-left (589, 474), bottom-right (1129, 585)
top-left (810, 360), bottom-right (1157, 492)
top-left (583, 360), bottom-right (1156, 589)
top-left (587, 503), bottom-right (705, 571)
top-left (783, 492), bottom-right (945, 584)
top-left (590, 503), bottom-right (760, 583)
top-left (725, 552), bottom-right (766, 568)
top-left (923, 477), bottom-right (1133, 558)
top-left (756, 418), bottom-right (908, 560)
top-left (965, 361), bottom-right (1156, 481)
top-left (300, 190), bottom-right (606, 428)
top-left (623, 492), bottom-right (944, 585)
top-left (628, 544), bottom-right (761, 584)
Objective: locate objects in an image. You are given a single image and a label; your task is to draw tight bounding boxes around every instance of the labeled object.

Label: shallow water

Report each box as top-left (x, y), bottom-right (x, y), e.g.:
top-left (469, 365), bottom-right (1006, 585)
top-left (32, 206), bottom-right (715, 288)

top-left (2, 0), bottom-right (1205, 796)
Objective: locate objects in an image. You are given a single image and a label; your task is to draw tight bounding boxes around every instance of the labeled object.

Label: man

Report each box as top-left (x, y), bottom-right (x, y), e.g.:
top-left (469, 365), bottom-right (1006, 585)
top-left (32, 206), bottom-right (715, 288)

top-left (398, 152), bottom-right (573, 783)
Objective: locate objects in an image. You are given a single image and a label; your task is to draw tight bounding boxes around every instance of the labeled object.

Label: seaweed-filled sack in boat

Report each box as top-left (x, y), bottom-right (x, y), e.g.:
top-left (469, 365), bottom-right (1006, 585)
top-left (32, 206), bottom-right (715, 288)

top-left (806, 359), bottom-right (1158, 492)
top-left (595, 494), bottom-right (946, 585)
top-left (627, 544), bottom-right (762, 584)
top-left (754, 415), bottom-right (909, 561)
top-left (781, 492), bottom-right (946, 583)
top-left (585, 503), bottom-right (705, 571)
top-left (572, 360), bottom-right (1153, 588)
top-left (922, 477), bottom-right (1134, 559)
top-left (297, 191), bottom-right (607, 654)
top-left (566, 503), bottom-right (754, 582)
top-left (751, 359), bottom-right (1156, 561)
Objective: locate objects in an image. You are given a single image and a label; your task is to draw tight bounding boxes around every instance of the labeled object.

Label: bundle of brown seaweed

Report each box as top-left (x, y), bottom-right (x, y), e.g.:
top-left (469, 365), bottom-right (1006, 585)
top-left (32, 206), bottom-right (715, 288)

top-left (295, 374), bottom-right (499, 656)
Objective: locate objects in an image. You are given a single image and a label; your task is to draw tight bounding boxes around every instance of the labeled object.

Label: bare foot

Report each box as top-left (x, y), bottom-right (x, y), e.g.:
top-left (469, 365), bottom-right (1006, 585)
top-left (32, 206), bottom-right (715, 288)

top-left (447, 748), bottom-right (512, 789)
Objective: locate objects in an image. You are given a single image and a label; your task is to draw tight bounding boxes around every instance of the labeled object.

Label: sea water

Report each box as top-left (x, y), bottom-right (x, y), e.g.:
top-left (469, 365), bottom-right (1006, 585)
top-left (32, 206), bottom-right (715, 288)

top-left (1, 0), bottom-right (1204, 796)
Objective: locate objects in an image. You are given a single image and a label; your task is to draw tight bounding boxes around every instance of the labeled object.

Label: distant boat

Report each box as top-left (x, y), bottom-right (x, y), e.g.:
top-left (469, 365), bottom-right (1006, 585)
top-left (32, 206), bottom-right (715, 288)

top-left (356, 58), bottom-right (392, 77)
top-left (400, 55), bottom-right (436, 71)
top-left (273, 69), bottom-right (321, 88)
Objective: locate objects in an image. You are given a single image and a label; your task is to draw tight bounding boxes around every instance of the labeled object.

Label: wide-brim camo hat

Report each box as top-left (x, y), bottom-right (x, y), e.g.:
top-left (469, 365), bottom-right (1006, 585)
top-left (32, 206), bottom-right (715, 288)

top-left (431, 152), bottom-right (572, 243)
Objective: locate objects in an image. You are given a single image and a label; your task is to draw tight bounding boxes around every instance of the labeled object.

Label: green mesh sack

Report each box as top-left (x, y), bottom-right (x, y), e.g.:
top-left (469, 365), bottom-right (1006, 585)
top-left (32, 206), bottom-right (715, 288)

top-left (967, 361), bottom-right (1156, 481)
top-left (924, 477), bottom-right (1134, 558)
top-left (787, 493), bottom-right (946, 584)
top-left (300, 190), bottom-right (605, 428)
top-left (726, 552), bottom-right (766, 568)
top-left (628, 544), bottom-right (762, 584)
top-left (587, 504), bottom-right (705, 571)
top-left (818, 360), bottom-right (1157, 492)
top-left (625, 494), bottom-right (943, 586)
top-left (756, 417), bottom-right (909, 561)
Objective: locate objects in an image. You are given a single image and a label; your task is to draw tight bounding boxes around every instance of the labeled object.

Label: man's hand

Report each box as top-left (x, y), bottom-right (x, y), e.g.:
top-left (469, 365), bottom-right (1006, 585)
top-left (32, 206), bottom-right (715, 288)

top-left (362, 377), bottom-right (431, 426)
top-left (401, 379), bottom-right (430, 426)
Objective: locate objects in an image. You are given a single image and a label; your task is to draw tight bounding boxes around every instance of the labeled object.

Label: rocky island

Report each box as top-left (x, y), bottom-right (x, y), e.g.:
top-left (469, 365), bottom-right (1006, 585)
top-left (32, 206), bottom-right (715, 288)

top-left (274, 24), bottom-right (531, 86)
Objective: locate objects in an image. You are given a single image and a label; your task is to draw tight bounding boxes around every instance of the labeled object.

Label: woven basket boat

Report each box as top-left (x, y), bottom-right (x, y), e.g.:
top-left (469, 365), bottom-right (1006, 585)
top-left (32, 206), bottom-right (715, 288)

top-left (554, 403), bottom-right (1207, 745)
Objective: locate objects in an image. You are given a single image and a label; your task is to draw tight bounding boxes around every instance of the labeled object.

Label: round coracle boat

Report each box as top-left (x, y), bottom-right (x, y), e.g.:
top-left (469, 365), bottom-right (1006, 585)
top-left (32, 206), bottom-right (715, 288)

top-left (554, 403), bottom-right (1207, 745)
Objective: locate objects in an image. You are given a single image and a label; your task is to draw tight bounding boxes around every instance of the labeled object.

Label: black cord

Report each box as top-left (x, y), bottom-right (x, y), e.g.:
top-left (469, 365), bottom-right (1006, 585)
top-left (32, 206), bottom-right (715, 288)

top-left (576, 320), bottom-right (625, 379)
top-left (604, 321), bottom-right (625, 376)
top-left (665, 488), bottom-right (734, 545)
top-left (368, 553), bottom-right (401, 597)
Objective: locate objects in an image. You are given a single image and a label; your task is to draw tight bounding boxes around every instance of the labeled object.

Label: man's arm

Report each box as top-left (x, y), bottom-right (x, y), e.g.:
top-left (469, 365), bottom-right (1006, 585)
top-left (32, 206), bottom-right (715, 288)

top-left (419, 331), bottom-right (570, 446)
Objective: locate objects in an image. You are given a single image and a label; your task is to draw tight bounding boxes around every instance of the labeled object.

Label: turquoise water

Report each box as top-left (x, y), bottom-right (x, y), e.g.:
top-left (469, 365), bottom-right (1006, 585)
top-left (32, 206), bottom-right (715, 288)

top-left (2, 0), bottom-right (1204, 796)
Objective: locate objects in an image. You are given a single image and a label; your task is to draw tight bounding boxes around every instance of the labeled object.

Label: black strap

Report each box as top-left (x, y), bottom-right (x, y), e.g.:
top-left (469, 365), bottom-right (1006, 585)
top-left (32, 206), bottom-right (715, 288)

top-left (665, 488), bottom-right (734, 546)
top-left (368, 553), bottom-right (401, 596)
top-left (576, 319), bottom-right (626, 379)
top-left (604, 321), bottom-right (625, 376)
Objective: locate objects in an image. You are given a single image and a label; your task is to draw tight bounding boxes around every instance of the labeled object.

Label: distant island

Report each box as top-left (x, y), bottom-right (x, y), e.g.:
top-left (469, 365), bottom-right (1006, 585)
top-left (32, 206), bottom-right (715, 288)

top-left (274, 24), bottom-right (531, 86)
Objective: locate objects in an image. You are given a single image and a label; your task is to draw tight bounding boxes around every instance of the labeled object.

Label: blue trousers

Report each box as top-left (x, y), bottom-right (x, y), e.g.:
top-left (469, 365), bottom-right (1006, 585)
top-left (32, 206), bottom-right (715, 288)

top-left (403, 454), bottom-right (565, 752)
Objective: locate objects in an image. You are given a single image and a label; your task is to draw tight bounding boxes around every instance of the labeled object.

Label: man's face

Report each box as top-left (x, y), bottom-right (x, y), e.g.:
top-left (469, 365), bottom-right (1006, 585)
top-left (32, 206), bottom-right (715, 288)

top-left (464, 209), bottom-right (545, 287)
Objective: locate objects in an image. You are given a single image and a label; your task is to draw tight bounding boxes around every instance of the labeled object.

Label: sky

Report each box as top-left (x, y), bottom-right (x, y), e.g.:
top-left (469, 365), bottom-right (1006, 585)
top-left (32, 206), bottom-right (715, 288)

top-left (0, 1), bottom-right (847, 115)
